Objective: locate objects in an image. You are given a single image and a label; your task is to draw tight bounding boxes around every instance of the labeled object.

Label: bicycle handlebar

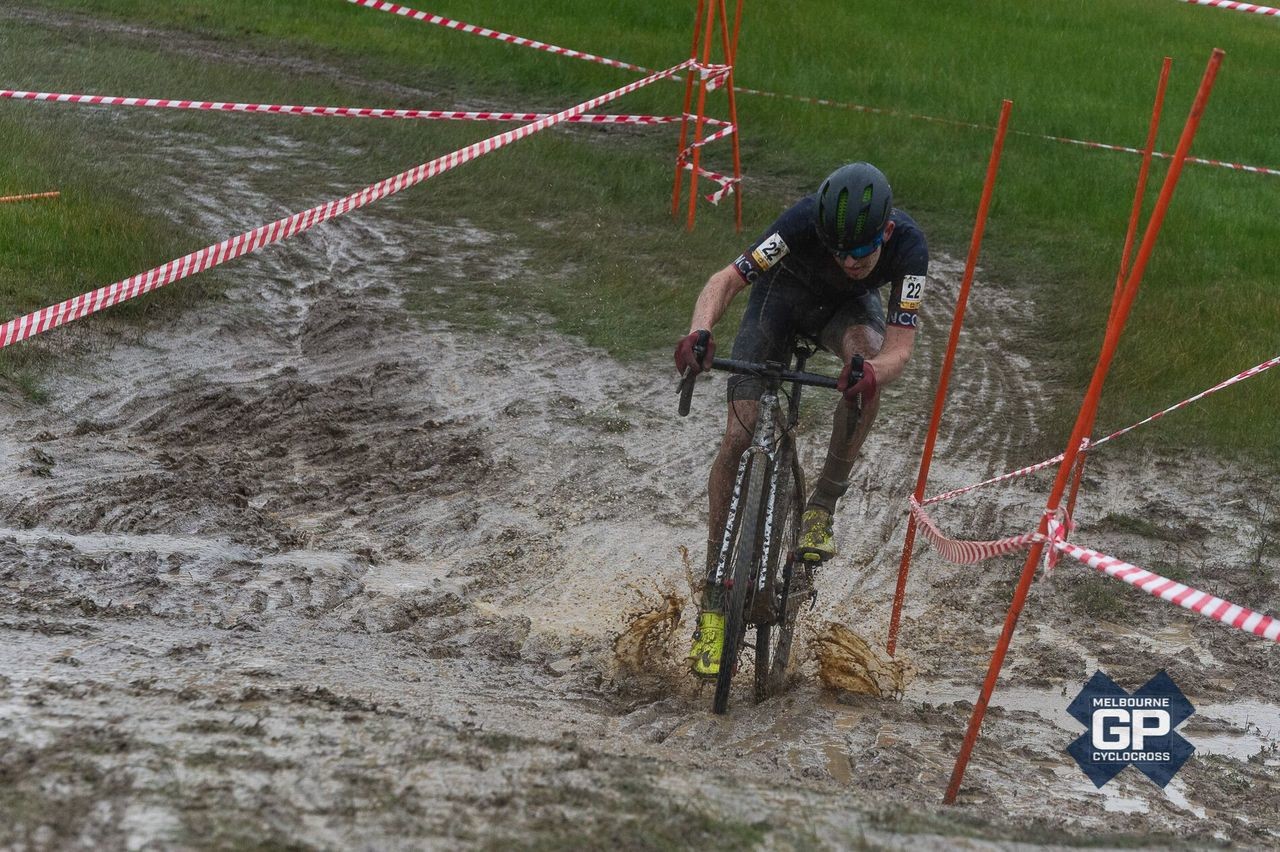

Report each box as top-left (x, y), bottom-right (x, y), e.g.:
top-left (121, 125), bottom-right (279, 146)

top-left (708, 357), bottom-right (840, 389)
top-left (677, 351), bottom-right (858, 417)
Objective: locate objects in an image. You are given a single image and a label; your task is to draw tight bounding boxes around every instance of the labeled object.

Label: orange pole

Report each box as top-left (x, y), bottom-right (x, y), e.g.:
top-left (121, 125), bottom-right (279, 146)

top-left (943, 48), bottom-right (1225, 805)
top-left (0, 191), bottom-right (60, 204)
top-left (886, 100), bottom-right (1013, 657)
top-left (672, 0), bottom-right (706, 218)
top-left (716, 0), bottom-right (744, 231)
top-left (684, 0), bottom-right (718, 231)
top-left (1065, 56), bottom-right (1172, 521)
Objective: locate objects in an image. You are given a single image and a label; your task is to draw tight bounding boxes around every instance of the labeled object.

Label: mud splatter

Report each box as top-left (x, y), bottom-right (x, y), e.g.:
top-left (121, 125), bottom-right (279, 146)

top-left (612, 584), bottom-right (685, 673)
top-left (814, 622), bottom-right (915, 699)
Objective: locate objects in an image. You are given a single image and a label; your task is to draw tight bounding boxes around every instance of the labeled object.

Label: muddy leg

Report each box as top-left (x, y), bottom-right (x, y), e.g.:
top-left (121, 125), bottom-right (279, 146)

top-left (809, 325), bottom-right (884, 513)
top-left (703, 399), bottom-right (758, 611)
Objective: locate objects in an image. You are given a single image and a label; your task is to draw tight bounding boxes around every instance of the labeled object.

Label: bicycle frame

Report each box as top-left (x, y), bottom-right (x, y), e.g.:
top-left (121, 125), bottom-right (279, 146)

top-left (709, 347), bottom-right (814, 620)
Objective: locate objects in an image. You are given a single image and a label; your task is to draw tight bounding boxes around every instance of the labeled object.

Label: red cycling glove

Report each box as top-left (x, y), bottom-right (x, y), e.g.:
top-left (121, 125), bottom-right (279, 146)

top-left (675, 329), bottom-right (715, 375)
top-left (837, 358), bottom-right (877, 404)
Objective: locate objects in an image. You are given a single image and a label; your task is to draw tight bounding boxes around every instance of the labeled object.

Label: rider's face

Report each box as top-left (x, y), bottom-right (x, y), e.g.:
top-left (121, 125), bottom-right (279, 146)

top-left (833, 220), bottom-right (893, 280)
top-left (836, 246), bottom-right (881, 279)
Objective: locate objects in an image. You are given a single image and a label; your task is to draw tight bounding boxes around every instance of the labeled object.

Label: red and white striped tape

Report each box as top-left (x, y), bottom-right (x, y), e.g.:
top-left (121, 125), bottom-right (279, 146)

top-left (688, 164), bottom-right (738, 205)
top-left (1180, 0), bottom-right (1280, 15)
top-left (0, 191), bottom-right (60, 204)
top-left (924, 353), bottom-right (1279, 506)
top-left (910, 496), bottom-right (1280, 644)
top-left (1090, 354), bottom-right (1280, 450)
top-left (675, 121), bottom-right (739, 203)
top-left (347, 0), bottom-right (653, 73)
top-left (0, 89), bottom-right (727, 127)
top-left (1034, 131), bottom-right (1280, 178)
top-left (922, 452), bottom-right (1069, 507)
top-left (348, 0), bottom-right (1278, 178)
top-left (1053, 540), bottom-right (1280, 642)
top-left (0, 61), bottom-right (692, 350)
top-left (908, 497), bottom-right (1043, 564)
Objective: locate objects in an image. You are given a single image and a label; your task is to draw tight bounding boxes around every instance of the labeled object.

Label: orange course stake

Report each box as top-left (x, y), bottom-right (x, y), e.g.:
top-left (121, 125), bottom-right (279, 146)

top-left (684, 0), bottom-right (718, 232)
top-left (943, 48), bottom-right (1225, 805)
top-left (1065, 56), bottom-right (1172, 521)
top-left (886, 99), bottom-right (1013, 658)
top-left (671, 0), bottom-right (706, 219)
top-left (0, 191), bottom-right (59, 203)
top-left (672, 0), bottom-right (741, 231)
top-left (718, 0), bottom-right (744, 232)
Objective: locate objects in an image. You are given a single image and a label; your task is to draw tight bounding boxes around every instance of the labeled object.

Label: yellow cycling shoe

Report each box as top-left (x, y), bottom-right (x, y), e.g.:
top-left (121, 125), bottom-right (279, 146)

top-left (687, 610), bottom-right (725, 679)
top-left (797, 507), bottom-right (837, 562)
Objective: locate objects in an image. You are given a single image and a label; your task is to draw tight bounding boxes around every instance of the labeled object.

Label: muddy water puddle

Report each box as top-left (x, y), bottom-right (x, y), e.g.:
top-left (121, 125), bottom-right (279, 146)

top-left (4, 27), bottom-right (1280, 846)
top-left (908, 678), bottom-right (1280, 760)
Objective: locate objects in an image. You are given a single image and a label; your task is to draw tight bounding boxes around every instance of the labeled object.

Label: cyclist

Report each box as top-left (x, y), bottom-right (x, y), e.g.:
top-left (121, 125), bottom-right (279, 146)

top-left (675, 162), bottom-right (929, 677)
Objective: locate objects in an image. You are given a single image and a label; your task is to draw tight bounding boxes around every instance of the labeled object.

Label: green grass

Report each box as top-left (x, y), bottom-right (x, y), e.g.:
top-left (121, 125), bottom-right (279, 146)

top-left (2, 0), bottom-right (1277, 461)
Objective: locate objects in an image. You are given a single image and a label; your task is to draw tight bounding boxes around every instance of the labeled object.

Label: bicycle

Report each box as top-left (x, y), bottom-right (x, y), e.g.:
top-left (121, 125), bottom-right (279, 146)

top-left (678, 331), bottom-right (861, 714)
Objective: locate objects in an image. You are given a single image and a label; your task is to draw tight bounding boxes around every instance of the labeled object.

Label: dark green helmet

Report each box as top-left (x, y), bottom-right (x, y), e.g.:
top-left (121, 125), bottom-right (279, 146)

top-left (815, 162), bottom-right (893, 255)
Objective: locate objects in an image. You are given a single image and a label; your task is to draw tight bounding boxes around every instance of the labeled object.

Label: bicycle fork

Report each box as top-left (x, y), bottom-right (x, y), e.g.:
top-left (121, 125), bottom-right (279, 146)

top-left (709, 396), bottom-right (778, 602)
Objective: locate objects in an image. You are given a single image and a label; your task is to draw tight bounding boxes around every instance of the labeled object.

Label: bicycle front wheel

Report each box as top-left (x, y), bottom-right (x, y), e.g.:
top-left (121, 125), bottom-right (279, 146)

top-left (756, 451), bottom-right (805, 701)
top-left (713, 451), bottom-right (768, 715)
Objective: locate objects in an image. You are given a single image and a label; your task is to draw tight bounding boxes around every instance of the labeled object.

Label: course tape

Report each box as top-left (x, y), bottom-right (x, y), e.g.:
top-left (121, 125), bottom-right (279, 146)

top-left (1035, 131), bottom-right (1280, 177)
top-left (1180, 0), bottom-right (1280, 15)
top-left (0, 89), bottom-right (728, 127)
top-left (908, 497), bottom-right (1042, 565)
top-left (0, 61), bottom-right (692, 350)
top-left (345, 0), bottom-right (1279, 178)
top-left (347, 0), bottom-right (652, 73)
top-left (910, 495), bottom-right (1280, 644)
top-left (0, 191), bottom-right (60, 204)
top-left (1053, 540), bottom-right (1280, 642)
top-left (1089, 354), bottom-right (1280, 450)
top-left (923, 353), bottom-right (1280, 506)
top-left (675, 122), bottom-right (739, 203)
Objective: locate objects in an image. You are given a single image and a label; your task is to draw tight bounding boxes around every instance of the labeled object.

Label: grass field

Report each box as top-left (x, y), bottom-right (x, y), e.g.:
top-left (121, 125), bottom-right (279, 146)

top-left (2, 0), bottom-right (1276, 459)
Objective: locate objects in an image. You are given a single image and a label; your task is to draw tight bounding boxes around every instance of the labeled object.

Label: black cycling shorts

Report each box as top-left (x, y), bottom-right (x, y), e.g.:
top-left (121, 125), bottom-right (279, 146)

top-left (727, 279), bottom-right (884, 402)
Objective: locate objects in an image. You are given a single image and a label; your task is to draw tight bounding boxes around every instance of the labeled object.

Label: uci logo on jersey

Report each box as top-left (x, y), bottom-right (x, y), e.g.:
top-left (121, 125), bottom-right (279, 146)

top-left (751, 233), bottom-right (789, 270)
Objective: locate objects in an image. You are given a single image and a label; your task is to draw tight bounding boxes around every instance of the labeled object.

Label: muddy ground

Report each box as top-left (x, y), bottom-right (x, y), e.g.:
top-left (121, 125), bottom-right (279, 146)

top-left (2, 10), bottom-right (1279, 851)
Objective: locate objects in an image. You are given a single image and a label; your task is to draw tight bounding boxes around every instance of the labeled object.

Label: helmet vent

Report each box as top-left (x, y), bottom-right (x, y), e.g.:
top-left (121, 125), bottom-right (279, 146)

top-left (835, 189), bottom-right (849, 236)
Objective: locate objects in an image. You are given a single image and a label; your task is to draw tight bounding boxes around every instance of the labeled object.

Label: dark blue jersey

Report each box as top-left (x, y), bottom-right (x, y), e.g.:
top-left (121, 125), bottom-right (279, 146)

top-left (731, 196), bottom-right (929, 329)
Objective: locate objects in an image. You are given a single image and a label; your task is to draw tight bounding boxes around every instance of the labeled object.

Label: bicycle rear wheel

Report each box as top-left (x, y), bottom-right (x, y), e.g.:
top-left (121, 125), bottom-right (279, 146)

top-left (713, 452), bottom-right (768, 715)
top-left (755, 450), bottom-right (805, 702)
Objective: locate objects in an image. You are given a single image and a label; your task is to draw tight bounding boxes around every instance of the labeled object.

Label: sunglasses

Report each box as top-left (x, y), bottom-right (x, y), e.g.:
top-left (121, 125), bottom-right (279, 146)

top-left (833, 231), bottom-right (884, 260)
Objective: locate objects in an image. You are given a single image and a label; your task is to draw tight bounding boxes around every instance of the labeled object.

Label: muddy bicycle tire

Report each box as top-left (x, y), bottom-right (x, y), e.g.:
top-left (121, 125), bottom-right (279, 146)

top-left (713, 452), bottom-right (768, 715)
top-left (754, 451), bottom-right (805, 702)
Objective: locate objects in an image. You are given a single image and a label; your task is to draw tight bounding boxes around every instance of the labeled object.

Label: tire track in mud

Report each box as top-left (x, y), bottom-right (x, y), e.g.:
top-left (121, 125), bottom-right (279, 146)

top-left (3, 26), bottom-right (1279, 848)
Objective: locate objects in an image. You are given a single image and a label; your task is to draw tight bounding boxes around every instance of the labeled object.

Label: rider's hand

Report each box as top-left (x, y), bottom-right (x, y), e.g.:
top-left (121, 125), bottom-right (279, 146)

top-left (675, 329), bottom-right (715, 375)
top-left (837, 357), bottom-right (877, 404)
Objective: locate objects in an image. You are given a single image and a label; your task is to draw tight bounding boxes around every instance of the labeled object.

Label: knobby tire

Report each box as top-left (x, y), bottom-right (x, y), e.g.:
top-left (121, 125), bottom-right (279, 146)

top-left (747, 447), bottom-right (798, 701)
top-left (713, 453), bottom-right (768, 715)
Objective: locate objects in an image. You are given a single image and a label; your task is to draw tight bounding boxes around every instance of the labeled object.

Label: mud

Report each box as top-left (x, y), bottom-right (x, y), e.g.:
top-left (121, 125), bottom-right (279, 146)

top-left (4, 10), bottom-right (1280, 851)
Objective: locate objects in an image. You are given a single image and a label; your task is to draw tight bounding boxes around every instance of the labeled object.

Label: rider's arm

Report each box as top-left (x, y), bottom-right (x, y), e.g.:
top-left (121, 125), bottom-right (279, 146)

top-left (688, 263), bottom-right (749, 333)
top-left (868, 325), bottom-right (916, 385)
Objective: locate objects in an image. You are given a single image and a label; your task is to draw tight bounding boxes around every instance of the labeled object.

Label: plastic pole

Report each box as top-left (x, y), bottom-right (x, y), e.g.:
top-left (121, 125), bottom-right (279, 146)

top-left (943, 48), bottom-right (1225, 805)
top-left (886, 100), bottom-right (1013, 657)
top-left (685, 1), bottom-right (719, 231)
top-left (672, 0), bottom-right (706, 218)
top-left (717, 0), bottom-right (744, 231)
top-left (1066, 56), bottom-right (1171, 519)
top-left (0, 191), bottom-right (60, 203)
